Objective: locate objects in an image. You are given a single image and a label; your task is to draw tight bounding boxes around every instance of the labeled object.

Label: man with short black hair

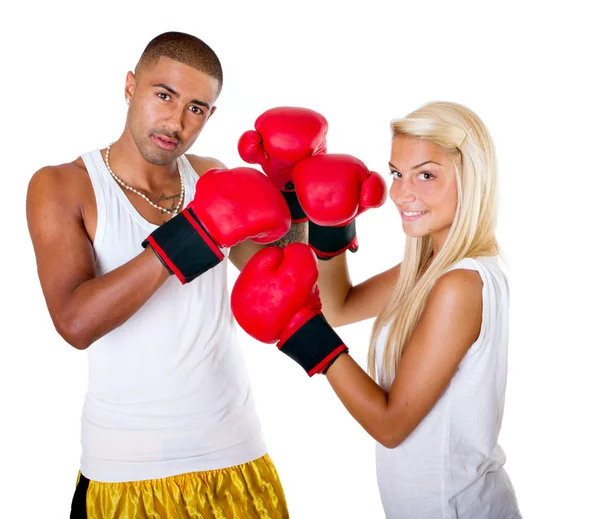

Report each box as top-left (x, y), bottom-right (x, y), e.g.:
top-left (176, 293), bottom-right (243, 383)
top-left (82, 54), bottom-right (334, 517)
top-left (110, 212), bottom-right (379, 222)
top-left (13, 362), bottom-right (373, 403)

top-left (27, 31), bottom-right (296, 518)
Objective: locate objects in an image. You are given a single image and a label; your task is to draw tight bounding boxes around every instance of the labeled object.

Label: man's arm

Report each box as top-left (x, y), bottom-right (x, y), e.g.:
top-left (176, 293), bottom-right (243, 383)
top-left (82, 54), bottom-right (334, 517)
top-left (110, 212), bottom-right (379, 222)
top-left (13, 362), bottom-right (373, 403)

top-left (26, 163), bottom-right (170, 350)
top-left (185, 154), bottom-right (284, 272)
top-left (229, 221), bottom-right (308, 271)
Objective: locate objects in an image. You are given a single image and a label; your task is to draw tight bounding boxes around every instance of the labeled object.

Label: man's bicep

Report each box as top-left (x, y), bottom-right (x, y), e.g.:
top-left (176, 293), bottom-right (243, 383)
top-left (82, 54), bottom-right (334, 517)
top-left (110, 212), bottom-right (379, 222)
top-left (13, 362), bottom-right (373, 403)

top-left (27, 169), bottom-right (96, 318)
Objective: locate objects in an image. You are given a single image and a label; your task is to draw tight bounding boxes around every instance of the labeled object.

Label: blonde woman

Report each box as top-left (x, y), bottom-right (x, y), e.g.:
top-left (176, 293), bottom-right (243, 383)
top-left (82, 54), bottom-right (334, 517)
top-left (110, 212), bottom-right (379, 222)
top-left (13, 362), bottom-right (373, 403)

top-left (231, 101), bottom-right (521, 518)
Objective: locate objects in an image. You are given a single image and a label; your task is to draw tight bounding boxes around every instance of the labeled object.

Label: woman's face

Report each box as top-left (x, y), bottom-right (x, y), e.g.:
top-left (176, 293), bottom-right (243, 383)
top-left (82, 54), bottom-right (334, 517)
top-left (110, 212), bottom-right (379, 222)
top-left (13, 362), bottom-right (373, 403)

top-left (389, 135), bottom-right (458, 251)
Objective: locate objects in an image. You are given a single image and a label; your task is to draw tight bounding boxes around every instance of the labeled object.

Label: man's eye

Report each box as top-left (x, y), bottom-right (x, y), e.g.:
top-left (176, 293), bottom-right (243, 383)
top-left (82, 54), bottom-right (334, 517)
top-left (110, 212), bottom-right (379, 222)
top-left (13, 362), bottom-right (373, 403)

top-left (389, 170), bottom-right (401, 179)
top-left (189, 106), bottom-right (204, 115)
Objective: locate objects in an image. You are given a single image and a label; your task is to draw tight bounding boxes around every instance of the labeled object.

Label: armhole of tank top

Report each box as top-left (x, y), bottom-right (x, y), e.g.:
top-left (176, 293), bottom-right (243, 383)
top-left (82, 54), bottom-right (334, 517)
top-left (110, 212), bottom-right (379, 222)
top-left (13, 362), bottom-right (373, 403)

top-left (375, 321), bottom-right (393, 389)
top-left (80, 151), bottom-right (107, 250)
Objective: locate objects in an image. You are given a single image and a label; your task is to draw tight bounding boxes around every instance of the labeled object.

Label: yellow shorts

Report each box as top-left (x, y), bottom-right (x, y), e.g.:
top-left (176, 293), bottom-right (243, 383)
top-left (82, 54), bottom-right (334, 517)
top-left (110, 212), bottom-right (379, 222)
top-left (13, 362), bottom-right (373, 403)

top-left (70, 454), bottom-right (289, 518)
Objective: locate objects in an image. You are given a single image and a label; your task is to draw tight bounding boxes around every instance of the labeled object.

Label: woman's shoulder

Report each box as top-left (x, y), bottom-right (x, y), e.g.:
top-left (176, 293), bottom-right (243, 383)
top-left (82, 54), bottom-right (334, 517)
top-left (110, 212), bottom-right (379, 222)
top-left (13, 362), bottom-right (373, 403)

top-left (445, 255), bottom-right (509, 301)
top-left (433, 268), bottom-right (483, 307)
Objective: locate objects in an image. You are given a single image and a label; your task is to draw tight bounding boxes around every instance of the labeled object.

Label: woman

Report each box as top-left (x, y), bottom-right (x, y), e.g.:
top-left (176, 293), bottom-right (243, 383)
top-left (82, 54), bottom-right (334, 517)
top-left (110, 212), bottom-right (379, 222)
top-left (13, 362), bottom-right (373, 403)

top-left (232, 101), bottom-right (521, 518)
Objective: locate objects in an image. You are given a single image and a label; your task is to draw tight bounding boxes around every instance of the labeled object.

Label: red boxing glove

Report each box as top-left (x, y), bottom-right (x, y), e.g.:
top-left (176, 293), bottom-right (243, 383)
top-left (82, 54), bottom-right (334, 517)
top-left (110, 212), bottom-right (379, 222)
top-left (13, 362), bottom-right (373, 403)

top-left (144, 167), bottom-right (291, 283)
top-left (231, 243), bottom-right (347, 376)
top-left (192, 167), bottom-right (291, 246)
top-left (293, 154), bottom-right (387, 259)
top-left (238, 107), bottom-right (328, 223)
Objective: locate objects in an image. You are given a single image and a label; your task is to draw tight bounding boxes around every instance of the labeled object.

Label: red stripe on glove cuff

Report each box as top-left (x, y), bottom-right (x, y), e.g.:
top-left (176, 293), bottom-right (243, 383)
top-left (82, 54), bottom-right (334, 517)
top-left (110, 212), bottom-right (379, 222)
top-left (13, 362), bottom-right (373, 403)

top-left (145, 235), bottom-right (187, 283)
top-left (308, 344), bottom-right (348, 376)
top-left (183, 211), bottom-right (225, 261)
top-left (310, 239), bottom-right (359, 259)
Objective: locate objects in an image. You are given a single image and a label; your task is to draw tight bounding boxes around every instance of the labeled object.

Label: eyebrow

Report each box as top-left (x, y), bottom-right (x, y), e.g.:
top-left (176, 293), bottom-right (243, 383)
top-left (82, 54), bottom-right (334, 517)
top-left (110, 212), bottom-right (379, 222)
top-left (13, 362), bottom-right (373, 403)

top-left (152, 83), bottom-right (211, 109)
top-left (388, 160), bottom-right (442, 171)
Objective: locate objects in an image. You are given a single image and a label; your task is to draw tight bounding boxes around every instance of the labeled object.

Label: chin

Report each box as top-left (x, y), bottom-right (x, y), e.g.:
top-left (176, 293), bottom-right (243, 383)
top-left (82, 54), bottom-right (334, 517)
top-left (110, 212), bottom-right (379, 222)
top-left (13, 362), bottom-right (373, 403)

top-left (142, 146), bottom-right (178, 166)
top-left (403, 230), bottom-right (431, 239)
top-left (401, 223), bottom-right (429, 239)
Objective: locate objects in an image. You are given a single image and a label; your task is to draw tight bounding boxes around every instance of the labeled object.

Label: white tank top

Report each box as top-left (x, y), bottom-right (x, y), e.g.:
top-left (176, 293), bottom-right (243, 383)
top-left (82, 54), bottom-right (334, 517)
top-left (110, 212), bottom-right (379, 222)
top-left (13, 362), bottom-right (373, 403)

top-left (79, 150), bottom-right (266, 483)
top-left (375, 256), bottom-right (521, 519)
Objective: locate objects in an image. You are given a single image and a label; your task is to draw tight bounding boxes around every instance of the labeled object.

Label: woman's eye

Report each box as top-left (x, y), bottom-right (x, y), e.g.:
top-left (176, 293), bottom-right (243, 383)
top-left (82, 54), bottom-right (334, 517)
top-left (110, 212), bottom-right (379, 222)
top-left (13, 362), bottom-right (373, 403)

top-left (418, 172), bottom-right (433, 180)
top-left (389, 170), bottom-right (401, 179)
top-left (158, 93), bottom-right (170, 101)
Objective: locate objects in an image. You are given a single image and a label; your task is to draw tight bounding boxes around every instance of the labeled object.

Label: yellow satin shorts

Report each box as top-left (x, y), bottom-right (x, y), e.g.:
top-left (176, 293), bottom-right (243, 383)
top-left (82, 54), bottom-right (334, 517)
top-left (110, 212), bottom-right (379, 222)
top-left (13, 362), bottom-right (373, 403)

top-left (70, 454), bottom-right (289, 518)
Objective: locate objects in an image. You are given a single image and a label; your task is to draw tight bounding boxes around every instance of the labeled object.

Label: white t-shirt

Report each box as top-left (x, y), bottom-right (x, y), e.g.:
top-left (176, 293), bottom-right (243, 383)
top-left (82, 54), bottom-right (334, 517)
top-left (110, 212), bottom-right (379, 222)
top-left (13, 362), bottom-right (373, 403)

top-left (78, 150), bottom-right (267, 483)
top-left (375, 257), bottom-right (521, 518)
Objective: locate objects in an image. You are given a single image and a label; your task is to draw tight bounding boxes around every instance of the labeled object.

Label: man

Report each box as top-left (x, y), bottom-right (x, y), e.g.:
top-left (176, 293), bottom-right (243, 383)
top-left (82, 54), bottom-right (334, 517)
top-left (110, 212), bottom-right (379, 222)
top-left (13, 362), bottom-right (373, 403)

top-left (26, 31), bottom-right (308, 518)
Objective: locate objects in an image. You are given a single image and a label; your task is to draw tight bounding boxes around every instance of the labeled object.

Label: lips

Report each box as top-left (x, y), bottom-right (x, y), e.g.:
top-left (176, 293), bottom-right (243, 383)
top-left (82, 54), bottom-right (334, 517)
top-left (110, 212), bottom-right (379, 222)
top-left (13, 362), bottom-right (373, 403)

top-left (400, 209), bottom-right (430, 222)
top-left (152, 134), bottom-right (178, 150)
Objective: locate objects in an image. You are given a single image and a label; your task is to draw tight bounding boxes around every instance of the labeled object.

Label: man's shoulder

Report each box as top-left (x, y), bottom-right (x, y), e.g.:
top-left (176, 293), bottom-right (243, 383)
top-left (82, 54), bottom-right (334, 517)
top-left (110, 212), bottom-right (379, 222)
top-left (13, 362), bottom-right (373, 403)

top-left (185, 154), bottom-right (226, 176)
top-left (28, 156), bottom-right (93, 204)
top-left (32, 156), bottom-right (89, 183)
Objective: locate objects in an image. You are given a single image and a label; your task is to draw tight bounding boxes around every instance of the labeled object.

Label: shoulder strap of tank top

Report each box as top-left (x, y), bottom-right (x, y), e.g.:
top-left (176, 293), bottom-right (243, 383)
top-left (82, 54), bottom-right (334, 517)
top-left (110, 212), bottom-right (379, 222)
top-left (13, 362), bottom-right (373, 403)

top-left (80, 150), bottom-right (108, 248)
top-left (447, 257), bottom-right (481, 272)
top-left (177, 154), bottom-right (199, 202)
top-left (179, 154), bottom-right (199, 179)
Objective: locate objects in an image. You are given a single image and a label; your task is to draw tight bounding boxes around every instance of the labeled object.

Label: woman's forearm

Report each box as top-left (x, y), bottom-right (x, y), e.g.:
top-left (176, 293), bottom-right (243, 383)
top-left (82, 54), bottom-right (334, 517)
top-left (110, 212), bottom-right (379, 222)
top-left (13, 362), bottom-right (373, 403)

top-left (325, 353), bottom-right (401, 448)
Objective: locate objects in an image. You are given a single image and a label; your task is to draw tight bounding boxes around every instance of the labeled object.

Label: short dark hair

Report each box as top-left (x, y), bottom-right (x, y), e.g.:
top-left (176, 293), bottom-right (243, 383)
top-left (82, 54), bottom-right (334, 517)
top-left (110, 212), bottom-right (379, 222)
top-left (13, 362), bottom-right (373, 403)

top-left (137, 32), bottom-right (223, 94)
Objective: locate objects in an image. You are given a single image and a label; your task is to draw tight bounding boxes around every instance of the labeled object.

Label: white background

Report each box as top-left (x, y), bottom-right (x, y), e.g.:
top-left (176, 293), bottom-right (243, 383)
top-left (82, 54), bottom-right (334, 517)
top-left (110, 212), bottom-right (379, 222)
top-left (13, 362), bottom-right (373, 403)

top-left (1, 1), bottom-right (598, 517)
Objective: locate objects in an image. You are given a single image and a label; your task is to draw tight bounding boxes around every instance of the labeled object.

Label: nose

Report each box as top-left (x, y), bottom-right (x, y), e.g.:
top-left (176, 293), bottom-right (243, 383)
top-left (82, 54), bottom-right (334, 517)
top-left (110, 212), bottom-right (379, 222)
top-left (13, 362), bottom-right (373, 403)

top-left (164, 108), bottom-right (184, 134)
top-left (390, 178), bottom-right (416, 205)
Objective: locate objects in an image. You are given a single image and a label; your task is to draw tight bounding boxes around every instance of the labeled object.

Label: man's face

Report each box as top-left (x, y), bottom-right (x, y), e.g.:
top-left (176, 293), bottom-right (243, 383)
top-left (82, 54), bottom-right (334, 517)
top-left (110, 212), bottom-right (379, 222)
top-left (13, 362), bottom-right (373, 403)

top-left (125, 57), bottom-right (220, 166)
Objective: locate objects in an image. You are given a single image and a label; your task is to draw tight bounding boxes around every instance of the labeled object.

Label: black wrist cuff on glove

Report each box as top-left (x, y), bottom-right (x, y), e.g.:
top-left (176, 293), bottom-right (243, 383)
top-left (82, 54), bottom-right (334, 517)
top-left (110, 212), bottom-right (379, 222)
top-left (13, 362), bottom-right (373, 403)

top-left (281, 189), bottom-right (307, 223)
top-left (142, 208), bottom-right (224, 284)
top-left (279, 313), bottom-right (348, 377)
top-left (308, 220), bottom-right (358, 260)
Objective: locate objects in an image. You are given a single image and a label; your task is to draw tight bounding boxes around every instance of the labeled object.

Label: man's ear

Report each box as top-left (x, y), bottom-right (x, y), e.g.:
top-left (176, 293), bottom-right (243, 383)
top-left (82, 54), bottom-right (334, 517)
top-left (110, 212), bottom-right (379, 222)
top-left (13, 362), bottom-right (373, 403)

top-left (124, 71), bottom-right (136, 103)
top-left (208, 105), bottom-right (217, 120)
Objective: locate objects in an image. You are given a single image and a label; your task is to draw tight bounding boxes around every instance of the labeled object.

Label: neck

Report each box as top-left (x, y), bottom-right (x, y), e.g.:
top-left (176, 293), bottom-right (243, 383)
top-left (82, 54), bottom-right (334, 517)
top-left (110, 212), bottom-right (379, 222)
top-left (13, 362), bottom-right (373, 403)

top-left (431, 227), bottom-right (451, 257)
top-left (107, 131), bottom-right (180, 191)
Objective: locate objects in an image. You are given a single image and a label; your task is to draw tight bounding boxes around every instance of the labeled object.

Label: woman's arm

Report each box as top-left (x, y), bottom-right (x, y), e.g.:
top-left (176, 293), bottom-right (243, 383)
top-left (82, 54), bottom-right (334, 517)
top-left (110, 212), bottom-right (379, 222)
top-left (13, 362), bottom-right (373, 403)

top-left (318, 255), bottom-right (400, 327)
top-left (325, 268), bottom-right (483, 448)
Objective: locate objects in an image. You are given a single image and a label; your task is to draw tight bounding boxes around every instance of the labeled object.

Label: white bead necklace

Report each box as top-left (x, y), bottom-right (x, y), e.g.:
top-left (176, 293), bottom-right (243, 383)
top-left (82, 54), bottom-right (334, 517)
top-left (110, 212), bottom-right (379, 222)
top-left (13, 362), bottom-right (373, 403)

top-left (104, 144), bottom-right (185, 218)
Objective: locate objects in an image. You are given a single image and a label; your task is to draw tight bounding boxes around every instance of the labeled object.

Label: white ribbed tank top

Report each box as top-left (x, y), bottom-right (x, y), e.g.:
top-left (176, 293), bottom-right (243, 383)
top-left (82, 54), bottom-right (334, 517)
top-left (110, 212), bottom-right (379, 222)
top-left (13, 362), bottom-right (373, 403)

top-left (375, 256), bottom-right (521, 519)
top-left (78, 150), bottom-right (266, 483)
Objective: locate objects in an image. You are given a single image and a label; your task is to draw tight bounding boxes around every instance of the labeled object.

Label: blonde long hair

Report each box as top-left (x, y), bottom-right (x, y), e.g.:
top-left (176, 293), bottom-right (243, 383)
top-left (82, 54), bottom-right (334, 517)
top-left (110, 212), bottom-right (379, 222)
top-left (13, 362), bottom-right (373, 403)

top-left (367, 101), bottom-right (500, 384)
